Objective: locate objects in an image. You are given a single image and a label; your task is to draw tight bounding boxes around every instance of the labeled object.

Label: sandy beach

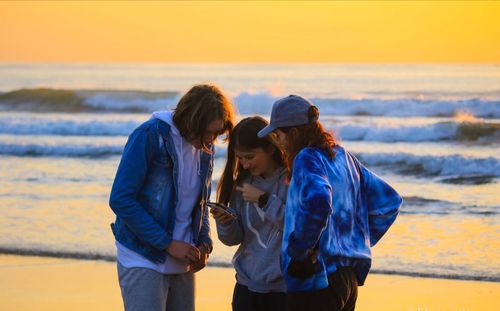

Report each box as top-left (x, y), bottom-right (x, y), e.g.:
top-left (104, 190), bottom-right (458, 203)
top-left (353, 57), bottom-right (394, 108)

top-left (0, 255), bottom-right (498, 311)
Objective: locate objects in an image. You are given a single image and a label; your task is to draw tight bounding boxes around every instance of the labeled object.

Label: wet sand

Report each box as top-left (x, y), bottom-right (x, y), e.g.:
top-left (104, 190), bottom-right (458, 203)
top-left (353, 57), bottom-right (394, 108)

top-left (0, 255), bottom-right (498, 310)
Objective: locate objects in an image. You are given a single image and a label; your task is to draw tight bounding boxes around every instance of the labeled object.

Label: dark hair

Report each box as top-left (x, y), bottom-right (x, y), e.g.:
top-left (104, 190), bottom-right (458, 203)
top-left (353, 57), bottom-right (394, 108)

top-left (217, 116), bottom-right (285, 205)
top-left (173, 84), bottom-right (235, 152)
top-left (278, 106), bottom-right (337, 179)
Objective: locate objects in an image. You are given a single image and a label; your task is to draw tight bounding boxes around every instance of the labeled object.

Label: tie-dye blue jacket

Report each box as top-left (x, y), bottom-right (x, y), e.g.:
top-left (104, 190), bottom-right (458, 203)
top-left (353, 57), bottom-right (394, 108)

top-left (282, 146), bottom-right (402, 292)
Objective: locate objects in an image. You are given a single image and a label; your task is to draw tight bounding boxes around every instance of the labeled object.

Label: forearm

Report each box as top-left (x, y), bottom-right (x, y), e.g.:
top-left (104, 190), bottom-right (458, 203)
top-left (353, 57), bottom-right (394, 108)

top-left (198, 206), bottom-right (213, 253)
top-left (286, 187), bottom-right (331, 260)
top-left (216, 219), bottom-right (244, 246)
top-left (362, 166), bottom-right (403, 246)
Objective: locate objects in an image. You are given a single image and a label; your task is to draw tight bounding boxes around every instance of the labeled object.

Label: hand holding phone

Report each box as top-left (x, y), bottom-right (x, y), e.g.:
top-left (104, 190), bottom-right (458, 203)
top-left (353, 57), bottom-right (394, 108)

top-left (208, 202), bottom-right (237, 224)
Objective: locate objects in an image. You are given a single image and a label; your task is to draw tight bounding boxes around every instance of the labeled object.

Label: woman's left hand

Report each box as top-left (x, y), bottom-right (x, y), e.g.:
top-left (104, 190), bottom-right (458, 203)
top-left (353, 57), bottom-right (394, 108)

top-left (236, 183), bottom-right (265, 203)
top-left (190, 245), bottom-right (209, 273)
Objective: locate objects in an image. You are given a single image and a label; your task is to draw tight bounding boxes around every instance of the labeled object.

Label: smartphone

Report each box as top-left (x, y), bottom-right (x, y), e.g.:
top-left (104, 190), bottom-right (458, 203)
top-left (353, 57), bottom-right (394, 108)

top-left (207, 202), bottom-right (237, 220)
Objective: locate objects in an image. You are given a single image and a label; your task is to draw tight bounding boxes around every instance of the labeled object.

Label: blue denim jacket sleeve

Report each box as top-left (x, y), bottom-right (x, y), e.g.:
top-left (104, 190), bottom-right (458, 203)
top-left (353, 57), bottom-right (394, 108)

top-left (109, 127), bottom-right (172, 251)
top-left (357, 159), bottom-right (402, 247)
top-left (287, 150), bottom-right (333, 261)
top-left (194, 150), bottom-right (215, 253)
top-left (199, 180), bottom-right (213, 252)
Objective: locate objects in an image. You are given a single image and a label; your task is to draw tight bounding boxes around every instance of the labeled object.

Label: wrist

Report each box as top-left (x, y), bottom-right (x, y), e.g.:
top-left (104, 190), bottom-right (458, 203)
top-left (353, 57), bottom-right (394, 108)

top-left (198, 242), bottom-right (212, 254)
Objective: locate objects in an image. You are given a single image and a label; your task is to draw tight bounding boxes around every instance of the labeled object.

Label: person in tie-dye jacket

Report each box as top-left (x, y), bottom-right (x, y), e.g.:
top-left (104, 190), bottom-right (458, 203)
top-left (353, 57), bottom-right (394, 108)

top-left (257, 95), bottom-right (403, 311)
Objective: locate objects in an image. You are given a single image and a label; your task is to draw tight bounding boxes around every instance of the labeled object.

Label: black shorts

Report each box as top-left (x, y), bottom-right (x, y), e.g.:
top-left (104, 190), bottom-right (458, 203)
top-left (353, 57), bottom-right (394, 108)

top-left (286, 267), bottom-right (358, 311)
top-left (232, 283), bottom-right (286, 311)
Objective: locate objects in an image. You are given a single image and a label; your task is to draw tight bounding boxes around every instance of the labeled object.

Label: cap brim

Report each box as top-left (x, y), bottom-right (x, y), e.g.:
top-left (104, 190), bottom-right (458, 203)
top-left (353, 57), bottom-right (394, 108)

top-left (257, 124), bottom-right (276, 138)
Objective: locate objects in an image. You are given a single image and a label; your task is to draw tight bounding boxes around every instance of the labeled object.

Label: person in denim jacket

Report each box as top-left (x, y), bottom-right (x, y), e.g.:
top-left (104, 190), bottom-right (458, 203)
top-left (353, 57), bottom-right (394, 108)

top-left (258, 95), bottom-right (403, 311)
top-left (109, 84), bottom-right (235, 311)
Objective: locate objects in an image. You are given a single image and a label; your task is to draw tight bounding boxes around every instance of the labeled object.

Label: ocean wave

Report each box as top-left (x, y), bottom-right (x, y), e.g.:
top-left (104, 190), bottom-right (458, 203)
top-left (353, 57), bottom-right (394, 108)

top-left (0, 88), bottom-right (499, 118)
top-left (0, 247), bottom-right (497, 282)
top-left (356, 152), bottom-right (500, 180)
top-left (401, 196), bottom-right (498, 216)
top-left (0, 142), bottom-right (122, 157)
top-left (1, 112), bottom-right (499, 143)
top-left (369, 269), bottom-right (499, 282)
top-left (1, 139), bottom-right (497, 183)
top-left (0, 247), bottom-right (116, 262)
top-left (234, 92), bottom-right (500, 118)
top-left (311, 97), bottom-right (500, 118)
top-left (0, 88), bottom-right (178, 113)
top-left (83, 90), bottom-right (179, 112)
top-left (335, 120), bottom-right (500, 142)
top-left (0, 114), bottom-right (144, 136)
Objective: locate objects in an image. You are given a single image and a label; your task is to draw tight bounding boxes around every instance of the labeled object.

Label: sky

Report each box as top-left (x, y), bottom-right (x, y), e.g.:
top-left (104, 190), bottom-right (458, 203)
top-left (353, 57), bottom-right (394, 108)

top-left (0, 1), bottom-right (499, 63)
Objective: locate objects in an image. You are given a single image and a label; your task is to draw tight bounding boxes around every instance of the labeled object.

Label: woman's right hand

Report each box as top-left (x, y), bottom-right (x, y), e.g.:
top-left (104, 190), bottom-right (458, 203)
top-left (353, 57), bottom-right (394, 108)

top-left (210, 207), bottom-right (235, 225)
top-left (166, 240), bottom-right (200, 264)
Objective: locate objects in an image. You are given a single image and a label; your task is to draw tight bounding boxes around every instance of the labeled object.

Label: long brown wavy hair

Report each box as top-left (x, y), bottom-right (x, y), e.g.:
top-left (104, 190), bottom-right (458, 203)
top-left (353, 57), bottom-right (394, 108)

top-left (278, 106), bottom-right (338, 179)
top-left (173, 84), bottom-right (235, 153)
top-left (216, 116), bottom-right (285, 206)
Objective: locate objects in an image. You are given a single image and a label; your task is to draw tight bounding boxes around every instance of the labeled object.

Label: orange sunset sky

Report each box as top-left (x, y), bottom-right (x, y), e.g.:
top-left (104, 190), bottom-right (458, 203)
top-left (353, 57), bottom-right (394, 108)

top-left (0, 1), bottom-right (499, 63)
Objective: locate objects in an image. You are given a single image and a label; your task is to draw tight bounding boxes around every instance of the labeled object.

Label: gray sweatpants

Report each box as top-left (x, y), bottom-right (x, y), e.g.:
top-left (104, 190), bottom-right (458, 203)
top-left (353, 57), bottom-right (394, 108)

top-left (117, 262), bottom-right (195, 311)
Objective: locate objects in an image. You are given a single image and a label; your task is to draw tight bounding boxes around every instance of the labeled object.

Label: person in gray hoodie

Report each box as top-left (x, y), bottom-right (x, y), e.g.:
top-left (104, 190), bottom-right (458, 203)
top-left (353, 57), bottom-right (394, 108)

top-left (212, 116), bottom-right (288, 311)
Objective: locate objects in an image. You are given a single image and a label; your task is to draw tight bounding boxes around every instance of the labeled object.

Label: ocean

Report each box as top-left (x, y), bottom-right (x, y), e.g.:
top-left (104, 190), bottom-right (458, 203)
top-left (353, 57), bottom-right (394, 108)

top-left (0, 63), bottom-right (498, 282)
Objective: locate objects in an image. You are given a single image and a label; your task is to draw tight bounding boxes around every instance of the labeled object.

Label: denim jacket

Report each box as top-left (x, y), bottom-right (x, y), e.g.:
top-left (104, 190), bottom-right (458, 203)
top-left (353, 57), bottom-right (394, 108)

top-left (109, 118), bottom-right (214, 263)
top-left (282, 146), bottom-right (402, 292)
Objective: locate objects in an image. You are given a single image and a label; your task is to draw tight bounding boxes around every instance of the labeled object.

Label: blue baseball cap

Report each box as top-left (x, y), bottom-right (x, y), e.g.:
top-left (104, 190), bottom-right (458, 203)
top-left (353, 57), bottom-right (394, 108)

top-left (257, 95), bottom-right (317, 138)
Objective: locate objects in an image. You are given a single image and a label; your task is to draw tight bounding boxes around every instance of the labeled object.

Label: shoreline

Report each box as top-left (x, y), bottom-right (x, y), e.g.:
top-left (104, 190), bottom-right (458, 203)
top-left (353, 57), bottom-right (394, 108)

top-left (1, 255), bottom-right (499, 311)
top-left (0, 249), bottom-right (497, 283)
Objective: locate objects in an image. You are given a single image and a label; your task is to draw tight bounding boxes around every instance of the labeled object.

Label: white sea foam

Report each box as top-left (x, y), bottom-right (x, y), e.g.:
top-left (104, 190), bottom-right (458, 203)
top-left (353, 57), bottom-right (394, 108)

top-left (1, 88), bottom-right (499, 117)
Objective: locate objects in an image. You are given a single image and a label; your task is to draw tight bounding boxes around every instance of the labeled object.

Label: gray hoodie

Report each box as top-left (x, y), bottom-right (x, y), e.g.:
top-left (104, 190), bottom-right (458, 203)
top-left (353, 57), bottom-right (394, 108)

top-left (216, 167), bottom-right (288, 293)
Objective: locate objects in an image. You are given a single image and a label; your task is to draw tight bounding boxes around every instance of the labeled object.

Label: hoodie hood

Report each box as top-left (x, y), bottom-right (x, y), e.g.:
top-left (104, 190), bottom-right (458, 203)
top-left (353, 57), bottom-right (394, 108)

top-left (151, 111), bottom-right (180, 135)
top-left (151, 110), bottom-right (201, 176)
